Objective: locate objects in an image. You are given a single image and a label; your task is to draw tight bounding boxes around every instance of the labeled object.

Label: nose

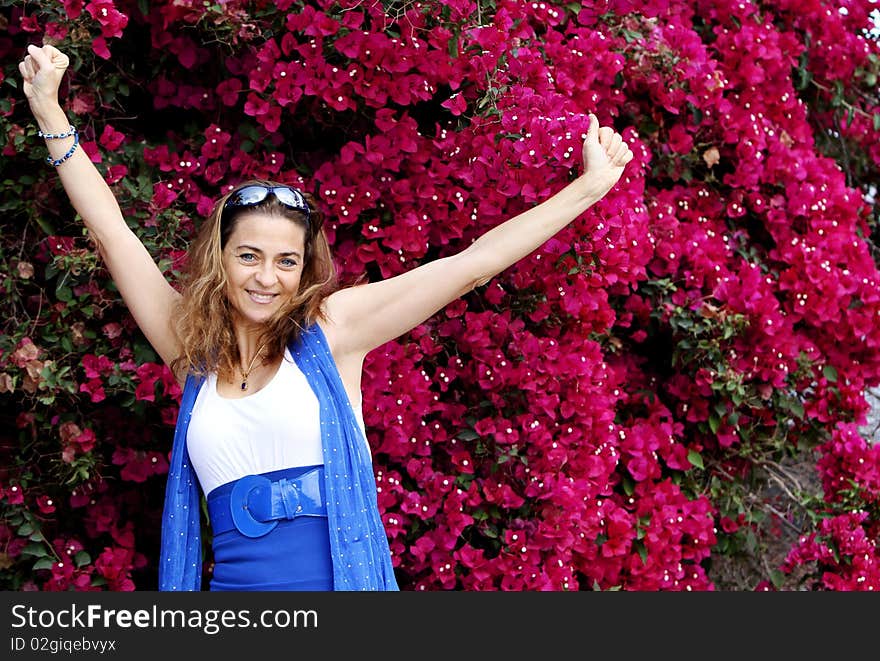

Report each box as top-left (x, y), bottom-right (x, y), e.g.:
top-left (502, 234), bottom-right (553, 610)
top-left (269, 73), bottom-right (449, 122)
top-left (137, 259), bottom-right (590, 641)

top-left (254, 262), bottom-right (278, 288)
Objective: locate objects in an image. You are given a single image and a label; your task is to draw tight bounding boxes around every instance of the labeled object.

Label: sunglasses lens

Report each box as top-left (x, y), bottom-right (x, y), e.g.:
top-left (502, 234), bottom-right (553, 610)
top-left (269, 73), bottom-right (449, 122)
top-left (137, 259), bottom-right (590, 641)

top-left (272, 187), bottom-right (306, 212)
top-left (227, 185), bottom-right (271, 208)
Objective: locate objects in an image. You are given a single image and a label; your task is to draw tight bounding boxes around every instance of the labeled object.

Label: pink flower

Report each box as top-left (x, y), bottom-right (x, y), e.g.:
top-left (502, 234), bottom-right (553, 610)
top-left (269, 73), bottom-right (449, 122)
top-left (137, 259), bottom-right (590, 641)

top-left (85, 0), bottom-right (128, 39)
top-left (98, 124), bottom-right (125, 150)
top-left (441, 92), bottom-right (467, 116)
top-left (1, 483), bottom-right (24, 505)
top-left (36, 494), bottom-right (56, 514)
top-left (151, 182), bottom-right (179, 210)
top-left (62, 0), bottom-right (84, 19)
top-left (91, 36), bottom-right (111, 60)
top-left (79, 378), bottom-right (106, 403)
top-left (19, 13), bottom-right (41, 32)
top-left (104, 164), bottom-right (128, 184)
top-left (112, 447), bottom-right (168, 482)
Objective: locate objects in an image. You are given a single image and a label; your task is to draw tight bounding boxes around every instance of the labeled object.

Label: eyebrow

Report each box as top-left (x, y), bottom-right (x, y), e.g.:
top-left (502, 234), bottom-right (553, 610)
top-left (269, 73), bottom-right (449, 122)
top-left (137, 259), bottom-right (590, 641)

top-left (235, 244), bottom-right (303, 259)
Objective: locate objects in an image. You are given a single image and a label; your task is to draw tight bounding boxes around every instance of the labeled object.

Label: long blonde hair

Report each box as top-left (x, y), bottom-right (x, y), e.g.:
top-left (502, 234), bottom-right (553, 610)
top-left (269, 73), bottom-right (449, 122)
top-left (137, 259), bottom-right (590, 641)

top-left (170, 180), bottom-right (338, 379)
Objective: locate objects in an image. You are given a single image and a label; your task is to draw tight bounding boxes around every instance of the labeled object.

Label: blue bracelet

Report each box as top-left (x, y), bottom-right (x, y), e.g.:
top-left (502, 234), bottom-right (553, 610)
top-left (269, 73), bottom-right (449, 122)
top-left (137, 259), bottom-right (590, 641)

top-left (38, 124), bottom-right (77, 140)
top-left (46, 131), bottom-right (80, 167)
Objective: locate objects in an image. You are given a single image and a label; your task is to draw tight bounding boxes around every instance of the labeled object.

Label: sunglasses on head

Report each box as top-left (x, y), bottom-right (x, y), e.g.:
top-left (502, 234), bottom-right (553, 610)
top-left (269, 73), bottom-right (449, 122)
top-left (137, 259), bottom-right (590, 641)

top-left (223, 184), bottom-right (312, 223)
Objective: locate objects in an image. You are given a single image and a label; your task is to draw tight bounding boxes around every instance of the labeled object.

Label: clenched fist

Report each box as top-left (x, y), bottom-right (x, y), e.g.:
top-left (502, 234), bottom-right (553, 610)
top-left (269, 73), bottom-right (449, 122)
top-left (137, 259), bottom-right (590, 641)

top-left (18, 44), bottom-right (70, 108)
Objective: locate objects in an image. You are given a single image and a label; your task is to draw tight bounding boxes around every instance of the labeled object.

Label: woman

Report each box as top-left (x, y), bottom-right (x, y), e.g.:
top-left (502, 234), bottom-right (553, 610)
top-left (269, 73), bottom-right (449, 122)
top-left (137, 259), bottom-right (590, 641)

top-left (19, 43), bottom-right (634, 591)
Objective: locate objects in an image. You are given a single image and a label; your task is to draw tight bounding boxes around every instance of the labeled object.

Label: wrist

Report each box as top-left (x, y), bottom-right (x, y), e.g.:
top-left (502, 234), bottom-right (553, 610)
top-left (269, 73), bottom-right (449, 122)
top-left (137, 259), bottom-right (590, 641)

top-left (569, 173), bottom-right (607, 206)
top-left (28, 97), bottom-right (65, 121)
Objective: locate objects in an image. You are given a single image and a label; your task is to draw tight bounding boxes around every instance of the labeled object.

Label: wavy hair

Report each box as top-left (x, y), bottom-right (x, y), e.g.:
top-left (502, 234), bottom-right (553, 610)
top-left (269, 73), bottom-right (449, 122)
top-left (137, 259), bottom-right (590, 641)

top-left (170, 180), bottom-right (338, 380)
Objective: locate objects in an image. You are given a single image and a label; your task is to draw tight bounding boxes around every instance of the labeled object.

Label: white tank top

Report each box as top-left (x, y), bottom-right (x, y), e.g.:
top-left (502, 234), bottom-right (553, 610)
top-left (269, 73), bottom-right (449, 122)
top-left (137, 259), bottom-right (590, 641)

top-left (186, 347), bottom-right (367, 495)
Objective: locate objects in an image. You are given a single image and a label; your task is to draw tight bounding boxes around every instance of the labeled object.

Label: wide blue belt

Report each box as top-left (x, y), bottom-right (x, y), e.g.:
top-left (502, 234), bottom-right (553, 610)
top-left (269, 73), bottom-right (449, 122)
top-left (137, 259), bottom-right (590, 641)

top-left (208, 466), bottom-right (327, 538)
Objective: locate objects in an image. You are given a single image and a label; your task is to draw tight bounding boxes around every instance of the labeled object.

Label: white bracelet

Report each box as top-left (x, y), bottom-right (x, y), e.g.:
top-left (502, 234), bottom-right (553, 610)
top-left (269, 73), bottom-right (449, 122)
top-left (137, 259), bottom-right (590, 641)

top-left (38, 124), bottom-right (77, 140)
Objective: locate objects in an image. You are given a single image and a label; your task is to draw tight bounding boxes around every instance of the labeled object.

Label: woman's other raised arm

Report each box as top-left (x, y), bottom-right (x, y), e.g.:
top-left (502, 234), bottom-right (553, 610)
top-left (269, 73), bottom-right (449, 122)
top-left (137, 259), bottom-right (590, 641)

top-left (20, 44), bottom-right (181, 371)
top-left (323, 113), bottom-right (634, 360)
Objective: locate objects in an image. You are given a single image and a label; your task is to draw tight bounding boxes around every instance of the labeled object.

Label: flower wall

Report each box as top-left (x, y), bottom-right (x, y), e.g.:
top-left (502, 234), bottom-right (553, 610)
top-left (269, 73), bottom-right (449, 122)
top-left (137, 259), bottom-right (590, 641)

top-left (1, 0), bottom-right (879, 590)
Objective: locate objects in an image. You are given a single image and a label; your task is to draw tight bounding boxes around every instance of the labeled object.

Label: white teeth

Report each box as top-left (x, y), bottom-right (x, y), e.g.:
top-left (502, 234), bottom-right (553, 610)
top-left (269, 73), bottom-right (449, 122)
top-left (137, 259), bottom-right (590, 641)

top-left (248, 292), bottom-right (275, 303)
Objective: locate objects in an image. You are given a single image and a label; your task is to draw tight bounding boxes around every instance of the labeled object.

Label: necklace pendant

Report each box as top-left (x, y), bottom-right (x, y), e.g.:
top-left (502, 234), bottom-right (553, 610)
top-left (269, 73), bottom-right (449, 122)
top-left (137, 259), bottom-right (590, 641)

top-left (241, 380), bottom-right (248, 391)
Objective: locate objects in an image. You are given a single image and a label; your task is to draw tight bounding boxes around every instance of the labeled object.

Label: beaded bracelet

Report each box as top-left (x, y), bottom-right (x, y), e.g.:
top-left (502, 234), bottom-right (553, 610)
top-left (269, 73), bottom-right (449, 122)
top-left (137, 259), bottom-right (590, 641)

top-left (46, 131), bottom-right (80, 167)
top-left (38, 124), bottom-right (77, 140)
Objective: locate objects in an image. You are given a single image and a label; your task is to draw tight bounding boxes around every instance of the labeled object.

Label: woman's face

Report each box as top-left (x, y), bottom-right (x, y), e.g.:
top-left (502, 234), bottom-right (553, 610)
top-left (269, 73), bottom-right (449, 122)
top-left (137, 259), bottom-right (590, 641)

top-left (221, 211), bottom-right (307, 330)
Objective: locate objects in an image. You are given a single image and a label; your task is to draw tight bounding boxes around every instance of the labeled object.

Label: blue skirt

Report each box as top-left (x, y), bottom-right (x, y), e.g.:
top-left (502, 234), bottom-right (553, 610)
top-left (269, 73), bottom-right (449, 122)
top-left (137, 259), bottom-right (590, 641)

top-left (207, 465), bottom-right (333, 591)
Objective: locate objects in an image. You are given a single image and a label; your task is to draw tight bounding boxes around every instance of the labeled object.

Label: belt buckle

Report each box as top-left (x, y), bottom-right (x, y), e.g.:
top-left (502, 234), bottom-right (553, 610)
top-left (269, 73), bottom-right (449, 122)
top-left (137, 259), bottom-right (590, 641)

top-left (230, 475), bottom-right (279, 538)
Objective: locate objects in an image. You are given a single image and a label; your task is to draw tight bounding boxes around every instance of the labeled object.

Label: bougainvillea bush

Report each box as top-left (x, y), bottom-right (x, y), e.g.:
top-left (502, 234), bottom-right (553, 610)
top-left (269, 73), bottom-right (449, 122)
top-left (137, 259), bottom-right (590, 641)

top-left (1, 0), bottom-right (879, 591)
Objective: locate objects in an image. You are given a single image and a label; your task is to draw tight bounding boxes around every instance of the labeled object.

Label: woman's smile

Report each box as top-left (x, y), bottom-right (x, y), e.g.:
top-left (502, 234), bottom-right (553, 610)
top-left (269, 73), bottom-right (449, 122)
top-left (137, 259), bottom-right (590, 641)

top-left (247, 290), bottom-right (279, 304)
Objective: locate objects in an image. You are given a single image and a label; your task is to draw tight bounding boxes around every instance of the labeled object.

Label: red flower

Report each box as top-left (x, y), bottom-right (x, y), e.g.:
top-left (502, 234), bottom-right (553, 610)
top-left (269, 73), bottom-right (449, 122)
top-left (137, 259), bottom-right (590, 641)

top-left (79, 378), bottom-right (106, 403)
top-left (112, 447), bottom-right (168, 482)
top-left (61, 0), bottom-right (84, 19)
top-left (104, 164), bottom-right (128, 184)
top-left (441, 92), bottom-right (467, 116)
top-left (59, 422), bottom-right (97, 459)
top-left (151, 182), bottom-right (178, 210)
top-left (1, 483), bottom-right (24, 505)
top-left (98, 124), bottom-right (125, 150)
top-left (82, 354), bottom-right (114, 378)
top-left (91, 36), bottom-right (111, 60)
top-left (85, 0), bottom-right (128, 39)
top-left (36, 494), bottom-right (56, 515)
top-left (19, 13), bottom-right (41, 32)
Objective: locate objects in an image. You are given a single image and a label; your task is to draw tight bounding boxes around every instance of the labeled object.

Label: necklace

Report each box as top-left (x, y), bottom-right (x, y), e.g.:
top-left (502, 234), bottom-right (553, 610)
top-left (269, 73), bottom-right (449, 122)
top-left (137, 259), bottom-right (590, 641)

top-left (238, 341), bottom-right (268, 391)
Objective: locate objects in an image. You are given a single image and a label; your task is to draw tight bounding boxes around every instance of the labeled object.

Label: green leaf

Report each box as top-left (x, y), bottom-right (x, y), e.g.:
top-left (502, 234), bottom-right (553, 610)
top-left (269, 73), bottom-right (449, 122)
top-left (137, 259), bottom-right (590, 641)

top-left (687, 450), bottom-right (704, 469)
top-left (17, 522), bottom-right (34, 536)
top-left (132, 339), bottom-right (158, 364)
top-left (74, 551), bottom-right (92, 568)
top-left (731, 388), bottom-right (744, 406)
top-left (822, 365), bottom-right (838, 383)
top-left (20, 542), bottom-right (47, 557)
top-left (769, 569), bottom-right (785, 589)
top-left (32, 557), bottom-right (55, 571)
top-left (56, 285), bottom-right (72, 302)
top-left (794, 66), bottom-right (812, 91)
top-left (34, 215), bottom-right (57, 235)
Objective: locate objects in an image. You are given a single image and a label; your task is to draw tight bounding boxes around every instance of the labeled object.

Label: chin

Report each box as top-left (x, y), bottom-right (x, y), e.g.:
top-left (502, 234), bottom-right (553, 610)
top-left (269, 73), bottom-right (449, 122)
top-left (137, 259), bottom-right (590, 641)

top-left (232, 305), bottom-right (280, 328)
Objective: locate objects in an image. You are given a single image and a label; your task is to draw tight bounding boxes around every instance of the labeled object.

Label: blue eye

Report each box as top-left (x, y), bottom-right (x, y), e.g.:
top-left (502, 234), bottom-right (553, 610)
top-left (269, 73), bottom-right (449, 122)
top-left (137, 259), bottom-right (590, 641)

top-left (279, 258), bottom-right (298, 268)
top-left (238, 253), bottom-right (256, 262)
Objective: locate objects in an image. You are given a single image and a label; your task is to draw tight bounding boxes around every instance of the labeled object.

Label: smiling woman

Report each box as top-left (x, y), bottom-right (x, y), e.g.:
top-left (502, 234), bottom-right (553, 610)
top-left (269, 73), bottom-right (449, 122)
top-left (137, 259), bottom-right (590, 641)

top-left (18, 42), bottom-right (633, 591)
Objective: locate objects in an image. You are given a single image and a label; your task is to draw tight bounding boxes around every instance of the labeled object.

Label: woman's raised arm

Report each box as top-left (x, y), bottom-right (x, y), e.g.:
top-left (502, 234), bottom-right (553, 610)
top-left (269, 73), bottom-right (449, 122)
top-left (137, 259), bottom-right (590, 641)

top-left (20, 44), bottom-right (181, 371)
top-left (323, 113), bottom-right (634, 360)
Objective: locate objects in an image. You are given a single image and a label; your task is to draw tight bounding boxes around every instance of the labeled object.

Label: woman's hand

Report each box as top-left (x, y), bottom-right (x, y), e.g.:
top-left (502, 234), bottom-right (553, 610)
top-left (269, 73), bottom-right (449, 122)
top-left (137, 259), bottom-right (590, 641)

top-left (579, 113), bottom-right (634, 200)
top-left (18, 44), bottom-right (70, 110)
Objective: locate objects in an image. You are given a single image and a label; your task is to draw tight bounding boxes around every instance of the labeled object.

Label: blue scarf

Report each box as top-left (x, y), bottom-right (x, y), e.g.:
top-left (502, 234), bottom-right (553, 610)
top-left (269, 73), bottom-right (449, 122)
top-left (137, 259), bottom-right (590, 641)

top-left (158, 323), bottom-right (399, 591)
